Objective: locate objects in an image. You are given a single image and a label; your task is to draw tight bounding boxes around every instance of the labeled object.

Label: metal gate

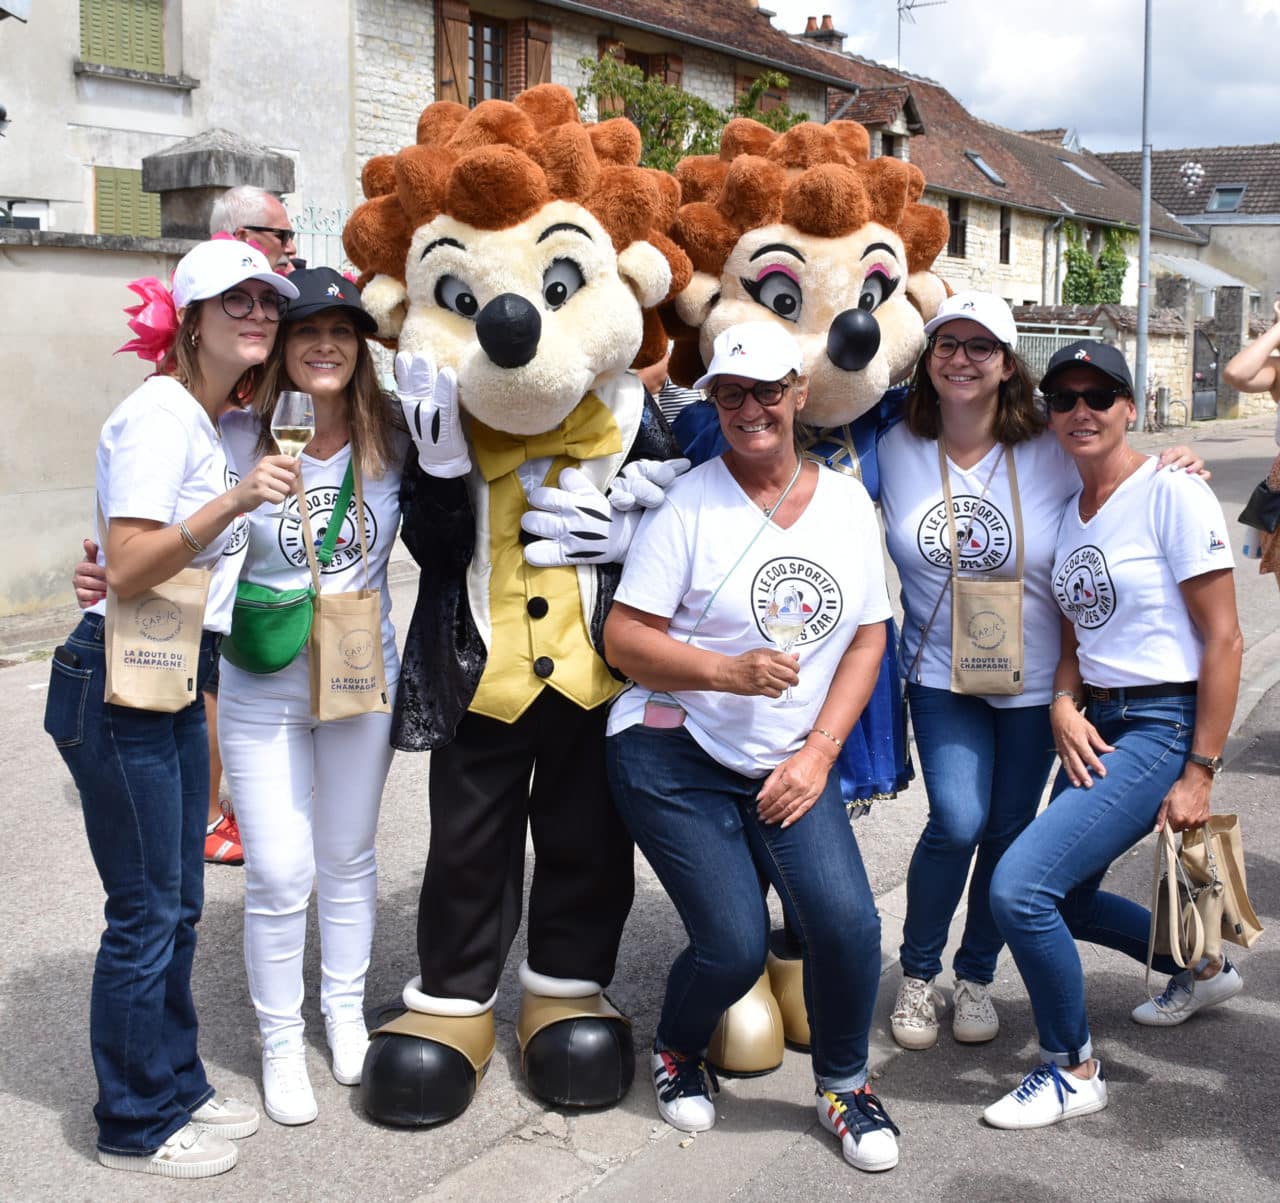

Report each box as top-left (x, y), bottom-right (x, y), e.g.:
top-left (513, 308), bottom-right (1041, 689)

top-left (291, 204), bottom-right (353, 273)
top-left (1192, 329), bottom-right (1218, 421)
top-left (1015, 330), bottom-right (1101, 381)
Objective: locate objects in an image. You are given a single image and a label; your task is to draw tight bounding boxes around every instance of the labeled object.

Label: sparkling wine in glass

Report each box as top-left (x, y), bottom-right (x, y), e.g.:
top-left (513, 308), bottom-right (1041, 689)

top-left (270, 390), bottom-right (314, 518)
top-left (763, 580), bottom-right (805, 706)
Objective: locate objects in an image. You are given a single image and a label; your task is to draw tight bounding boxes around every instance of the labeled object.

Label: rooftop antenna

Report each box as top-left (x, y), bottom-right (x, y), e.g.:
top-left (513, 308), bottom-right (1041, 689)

top-left (898, 0), bottom-right (947, 69)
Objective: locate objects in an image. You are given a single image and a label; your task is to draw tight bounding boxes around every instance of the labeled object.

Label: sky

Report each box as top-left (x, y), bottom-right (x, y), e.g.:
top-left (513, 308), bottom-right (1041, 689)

top-left (764, 0), bottom-right (1280, 152)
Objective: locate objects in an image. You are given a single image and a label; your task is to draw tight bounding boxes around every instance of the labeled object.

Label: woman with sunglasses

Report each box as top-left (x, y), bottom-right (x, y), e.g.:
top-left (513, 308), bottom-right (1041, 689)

top-left (43, 240), bottom-right (299, 1179)
top-left (604, 322), bottom-right (901, 1173)
top-left (878, 294), bottom-right (1201, 1054)
top-left (215, 268), bottom-right (407, 1126)
top-left (982, 340), bottom-right (1242, 1128)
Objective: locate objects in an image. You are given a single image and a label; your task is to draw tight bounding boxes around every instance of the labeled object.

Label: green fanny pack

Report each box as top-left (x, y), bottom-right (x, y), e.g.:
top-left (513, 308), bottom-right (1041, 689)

top-left (220, 461), bottom-right (354, 675)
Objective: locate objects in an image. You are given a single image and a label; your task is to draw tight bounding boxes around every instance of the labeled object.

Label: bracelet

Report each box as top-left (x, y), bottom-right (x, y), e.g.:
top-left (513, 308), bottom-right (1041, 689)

top-left (178, 519), bottom-right (205, 554)
top-left (1050, 689), bottom-right (1081, 708)
top-left (810, 726), bottom-right (843, 750)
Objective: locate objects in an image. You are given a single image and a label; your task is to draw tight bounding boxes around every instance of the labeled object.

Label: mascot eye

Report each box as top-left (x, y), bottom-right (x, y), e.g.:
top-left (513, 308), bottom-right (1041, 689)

top-left (858, 270), bottom-right (899, 312)
top-left (742, 271), bottom-right (802, 322)
top-left (542, 258), bottom-right (584, 310)
top-left (435, 275), bottom-right (479, 319)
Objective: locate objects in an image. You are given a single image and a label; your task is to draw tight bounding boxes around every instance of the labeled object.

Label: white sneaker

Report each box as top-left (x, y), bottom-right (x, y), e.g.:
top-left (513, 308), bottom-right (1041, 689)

top-left (262, 1036), bottom-right (318, 1126)
top-left (325, 1008), bottom-right (370, 1086)
top-left (1131, 959), bottom-right (1243, 1027)
top-left (816, 1087), bottom-right (899, 1172)
top-left (983, 1061), bottom-right (1108, 1130)
top-left (651, 1050), bottom-right (717, 1132)
top-left (890, 976), bottom-right (943, 1050)
top-left (190, 1094), bottom-right (260, 1139)
top-left (98, 1122), bottom-right (237, 1179)
top-left (952, 979), bottom-right (999, 1043)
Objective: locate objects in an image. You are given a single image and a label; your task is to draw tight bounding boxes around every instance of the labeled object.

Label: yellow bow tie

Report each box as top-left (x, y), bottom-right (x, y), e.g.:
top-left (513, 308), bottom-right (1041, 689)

top-left (470, 392), bottom-right (623, 482)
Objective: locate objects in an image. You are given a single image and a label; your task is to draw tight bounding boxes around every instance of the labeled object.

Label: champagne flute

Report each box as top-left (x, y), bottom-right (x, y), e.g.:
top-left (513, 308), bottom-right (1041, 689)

top-left (269, 390), bottom-right (314, 519)
top-left (762, 580), bottom-right (805, 706)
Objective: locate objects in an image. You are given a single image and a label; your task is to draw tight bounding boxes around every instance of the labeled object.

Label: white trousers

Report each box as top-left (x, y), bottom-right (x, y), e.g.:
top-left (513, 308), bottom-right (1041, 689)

top-left (218, 653), bottom-right (395, 1043)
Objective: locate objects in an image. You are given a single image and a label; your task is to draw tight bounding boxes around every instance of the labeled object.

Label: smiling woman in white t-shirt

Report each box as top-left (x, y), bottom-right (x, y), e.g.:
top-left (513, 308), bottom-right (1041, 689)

top-left (604, 322), bottom-right (901, 1175)
top-left (42, 240), bottom-right (299, 1180)
top-left (983, 340), bottom-right (1242, 1131)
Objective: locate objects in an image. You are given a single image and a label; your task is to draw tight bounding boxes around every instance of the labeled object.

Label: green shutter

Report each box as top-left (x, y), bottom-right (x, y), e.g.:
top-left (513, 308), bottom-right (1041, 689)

top-left (80, 0), bottom-right (164, 73)
top-left (95, 167), bottom-right (161, 237)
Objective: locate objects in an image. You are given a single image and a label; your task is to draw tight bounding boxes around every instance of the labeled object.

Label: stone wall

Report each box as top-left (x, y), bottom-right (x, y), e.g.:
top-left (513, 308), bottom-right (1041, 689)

top-left (923, 193), bottom-right (1048, 304)
top-left (354, 0), bottom-right (436, 165)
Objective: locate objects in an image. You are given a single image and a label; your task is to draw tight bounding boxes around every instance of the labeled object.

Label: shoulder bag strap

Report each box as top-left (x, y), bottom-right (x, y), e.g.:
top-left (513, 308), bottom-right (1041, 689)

top-left (316, 461), bottom-right (356, 567)
top-left (349, 454), bottom-right (372, 591)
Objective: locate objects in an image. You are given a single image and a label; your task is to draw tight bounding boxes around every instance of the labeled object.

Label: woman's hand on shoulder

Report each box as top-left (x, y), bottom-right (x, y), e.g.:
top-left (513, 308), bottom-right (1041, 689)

top-left (231, 454), bottom-right (300, 512)
top-left (1157, 445), bottom-right (1209, 481)
top-left (756, 745), bottom-right (830, 828)
top-left (1155, 771), bottom-right (1212, 833)
top-left (1051, 700), bottom-right (1115, 788)
top-left (715, 648), bottom-right (799, 698)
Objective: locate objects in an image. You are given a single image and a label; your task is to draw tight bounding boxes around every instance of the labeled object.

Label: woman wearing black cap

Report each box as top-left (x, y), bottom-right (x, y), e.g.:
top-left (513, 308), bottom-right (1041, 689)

top-left (215, 268), bottom-right (408, 1126)
top-left (983, 339), bottom-right (1243, 1130)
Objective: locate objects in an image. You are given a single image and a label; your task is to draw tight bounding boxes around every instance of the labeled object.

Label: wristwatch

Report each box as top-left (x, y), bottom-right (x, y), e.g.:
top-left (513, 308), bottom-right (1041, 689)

top-left (1187, 752), bottom-right (1224, 776)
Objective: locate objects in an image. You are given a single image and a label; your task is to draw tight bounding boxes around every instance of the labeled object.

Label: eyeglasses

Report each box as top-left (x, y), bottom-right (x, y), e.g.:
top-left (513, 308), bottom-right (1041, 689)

top-left (1044, 386), bottom-right (1127, 413)
top-left (929, 334), bottom-right (1002, 363)
top-left (708, 381), bottom-right (790, 410)
top-left (243, 224), bottom-right (297, 245)
top-left (220, 288), bottom-right (287, 322)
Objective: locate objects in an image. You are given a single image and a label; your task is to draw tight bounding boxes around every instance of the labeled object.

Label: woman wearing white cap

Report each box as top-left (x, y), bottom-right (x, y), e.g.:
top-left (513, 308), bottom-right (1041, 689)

top-left (878, 293), bottom-right (1201, 1054)
top-left (604, 321), bottom-right (901, 1173)
top-left (42, 239), bottom-right (299, 1178)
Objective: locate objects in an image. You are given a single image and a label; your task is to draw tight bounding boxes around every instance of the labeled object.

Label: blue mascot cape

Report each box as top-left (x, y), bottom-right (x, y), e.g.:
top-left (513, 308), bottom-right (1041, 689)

top-left (672, 388), bottom-right (912, 806)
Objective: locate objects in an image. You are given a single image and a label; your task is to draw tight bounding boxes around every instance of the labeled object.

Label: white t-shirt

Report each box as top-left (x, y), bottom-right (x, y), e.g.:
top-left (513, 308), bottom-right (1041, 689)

top-left (221, 409), bottom-right (406, 676)
top-left (606, 457), bottom-right (892, 777)
top-left (90, 375), bottom-right (246, 634)
top-left (1052, 457), bottom-right (1233, 687)
top-left (879, 426), bottom-right (1080, 707)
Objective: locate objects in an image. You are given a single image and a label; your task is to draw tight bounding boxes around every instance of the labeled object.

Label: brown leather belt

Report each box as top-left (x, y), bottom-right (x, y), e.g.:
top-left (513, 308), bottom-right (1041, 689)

top-left (1084, 682), bottom-right (1197, 703)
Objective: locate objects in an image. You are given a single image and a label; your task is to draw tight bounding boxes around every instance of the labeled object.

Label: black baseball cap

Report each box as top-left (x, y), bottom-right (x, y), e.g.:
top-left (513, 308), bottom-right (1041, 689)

top-left (1040, 340), bottom-right (1134, 395)
top-left (285, 267), bottom-right (377, 334)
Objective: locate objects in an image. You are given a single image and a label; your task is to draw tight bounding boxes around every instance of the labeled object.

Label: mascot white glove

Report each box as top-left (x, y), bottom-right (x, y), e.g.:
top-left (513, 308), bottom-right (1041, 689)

top-left (395, 350), bottom-right (472, 479)
top-left (605, 457), bottom-right (691, 511)
top-left (522, 467), bottom-right (642, 567)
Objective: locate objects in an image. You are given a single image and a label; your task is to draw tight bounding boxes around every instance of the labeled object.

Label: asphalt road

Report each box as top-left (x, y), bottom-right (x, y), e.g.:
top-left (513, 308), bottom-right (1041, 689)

top-left (0, 413), bottom-right (1276, 1201)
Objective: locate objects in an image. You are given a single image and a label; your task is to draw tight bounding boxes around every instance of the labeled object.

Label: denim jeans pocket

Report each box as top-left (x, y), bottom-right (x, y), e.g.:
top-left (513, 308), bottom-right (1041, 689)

top-left (44, 652), bottom-right (95, 748)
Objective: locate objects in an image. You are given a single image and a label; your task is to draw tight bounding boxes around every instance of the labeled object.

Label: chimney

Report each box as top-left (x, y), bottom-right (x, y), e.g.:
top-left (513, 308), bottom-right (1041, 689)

top-left (801, 12), bottom-right (846, 48)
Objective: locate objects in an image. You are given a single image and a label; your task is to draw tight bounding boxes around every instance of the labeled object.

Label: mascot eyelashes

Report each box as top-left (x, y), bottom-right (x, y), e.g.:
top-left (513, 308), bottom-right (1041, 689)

top-left (663, 117), bottom-right (949, 1073)
top-left (343, 84), bottom-right (689, 1125)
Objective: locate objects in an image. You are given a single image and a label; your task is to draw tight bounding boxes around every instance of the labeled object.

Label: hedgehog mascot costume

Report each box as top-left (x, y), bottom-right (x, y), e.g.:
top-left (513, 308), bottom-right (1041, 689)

top-left (663, 117), bottom-right (950, 1073)
top-left (341, 84), bottom-right (690, 1125)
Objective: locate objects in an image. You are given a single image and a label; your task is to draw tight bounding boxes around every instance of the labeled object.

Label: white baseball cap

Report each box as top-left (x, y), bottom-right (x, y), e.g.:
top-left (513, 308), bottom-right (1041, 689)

top-left (923, 290), bottom-right (1017, 350)
top-left (693, 321), bottom-right (804, 390)
top-left (171, 238), bottom-right (299, 309)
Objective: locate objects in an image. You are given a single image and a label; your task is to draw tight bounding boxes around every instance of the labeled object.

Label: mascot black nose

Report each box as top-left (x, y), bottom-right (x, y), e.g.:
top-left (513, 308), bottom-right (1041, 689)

top-left (476, 294), bottom-right (542, 369)
top-left (826, 308), bottom-right (882, 373)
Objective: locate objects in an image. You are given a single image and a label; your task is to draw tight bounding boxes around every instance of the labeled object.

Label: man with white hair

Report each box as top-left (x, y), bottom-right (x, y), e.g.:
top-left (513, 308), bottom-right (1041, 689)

top-left (210, 184), bottom-right (298, 275)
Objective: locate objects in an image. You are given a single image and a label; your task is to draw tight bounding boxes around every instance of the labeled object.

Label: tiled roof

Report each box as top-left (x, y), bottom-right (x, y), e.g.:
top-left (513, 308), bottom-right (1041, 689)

top-left (1097, 146), bottom-right (1280, 217)
top-left (836, 85), bottom-right (912, 127)
top-left (547, 0), bottom-right (1199, 238)
top-left (1013, 303), bottom-right (1188, 336)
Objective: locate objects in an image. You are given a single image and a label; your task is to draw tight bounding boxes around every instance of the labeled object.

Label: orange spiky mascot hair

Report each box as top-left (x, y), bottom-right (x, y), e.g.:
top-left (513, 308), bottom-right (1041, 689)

top-left (342, 86), bottom-right (687, 1127)
top-left (661, 119), bottom-right (949, 1075)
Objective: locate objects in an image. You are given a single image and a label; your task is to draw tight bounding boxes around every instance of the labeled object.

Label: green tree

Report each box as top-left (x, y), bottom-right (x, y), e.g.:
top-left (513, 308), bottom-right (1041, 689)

top-left (575, 57), bottom-right (805, 173)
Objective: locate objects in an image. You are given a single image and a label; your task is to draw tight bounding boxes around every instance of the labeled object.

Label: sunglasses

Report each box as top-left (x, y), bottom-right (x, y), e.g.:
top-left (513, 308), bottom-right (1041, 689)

top-left (708, 381), bottom-right (790, 410)
top-left (1044, 386), bottom-right (1127, 413)
top-left (243, 224), bottom-right (297, 245)
top-left (929, 334), bottom-right (1002, 363)
top-left (220, 288), bottom-right (287, 322)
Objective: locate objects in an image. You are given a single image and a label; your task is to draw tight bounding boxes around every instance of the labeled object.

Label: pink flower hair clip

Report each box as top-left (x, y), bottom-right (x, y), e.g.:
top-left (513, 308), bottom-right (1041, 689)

top-left (116, 276), bottom-right (179, 364)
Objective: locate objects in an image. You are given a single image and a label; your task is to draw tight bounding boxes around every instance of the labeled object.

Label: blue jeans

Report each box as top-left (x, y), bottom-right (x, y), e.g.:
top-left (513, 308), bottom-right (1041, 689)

top-left (989, 693), bottom-right (1193, 1066)
top-left (44, 614), bottom-right (220, 1155)
top-left (900, 684), bottom-right (1055, 984)
top-left (607, 725), bottom-right (881, 1092)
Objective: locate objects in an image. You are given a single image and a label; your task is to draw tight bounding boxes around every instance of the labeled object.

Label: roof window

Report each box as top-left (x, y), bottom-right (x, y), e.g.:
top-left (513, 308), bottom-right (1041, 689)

top-left (964, 150), bottom-right (1006, 186)
top-left (1058, 158), bottom-right (1104, 186)
top-left (1207, 185), bottom-right (1245, 212)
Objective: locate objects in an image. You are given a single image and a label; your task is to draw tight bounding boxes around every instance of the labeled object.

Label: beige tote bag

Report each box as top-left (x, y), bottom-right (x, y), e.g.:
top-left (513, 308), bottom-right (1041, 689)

top-left (297, 462), bottom-right (390, 721)
top-left (100, 502), bottom-right (211, 712)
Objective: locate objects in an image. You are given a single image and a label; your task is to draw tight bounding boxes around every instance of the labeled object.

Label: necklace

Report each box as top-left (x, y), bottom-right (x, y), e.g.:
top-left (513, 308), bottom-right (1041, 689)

top-left (762, 457), bottom-right (804, 518)
top-left (1079, 451), bottom-right (1143, 521)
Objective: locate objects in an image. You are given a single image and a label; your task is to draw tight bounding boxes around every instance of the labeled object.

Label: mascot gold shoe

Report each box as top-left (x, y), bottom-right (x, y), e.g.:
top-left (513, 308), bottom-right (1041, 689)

top-left (342, 85), bottom-right (689, 1125)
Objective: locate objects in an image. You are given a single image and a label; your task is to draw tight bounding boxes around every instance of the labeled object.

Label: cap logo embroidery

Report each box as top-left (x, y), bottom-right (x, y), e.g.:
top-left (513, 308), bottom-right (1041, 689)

top-left (241, 256), bottom-right (254, 267)
top-left (326, 283), bottom-right (342, 297)
top-left (1074, 350), bottom-right (1091, 361)
top-left (730, 343), bottom-right (744, 356)
top-left (961, 300), bottom-right (975, 310)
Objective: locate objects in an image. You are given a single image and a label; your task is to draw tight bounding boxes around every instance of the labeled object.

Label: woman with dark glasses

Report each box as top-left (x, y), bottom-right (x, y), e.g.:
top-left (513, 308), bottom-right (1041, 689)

top-left (983, 339), bottom-right (1242, 1128)
top-left (877, 296), bottom-right (1201, 1056)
